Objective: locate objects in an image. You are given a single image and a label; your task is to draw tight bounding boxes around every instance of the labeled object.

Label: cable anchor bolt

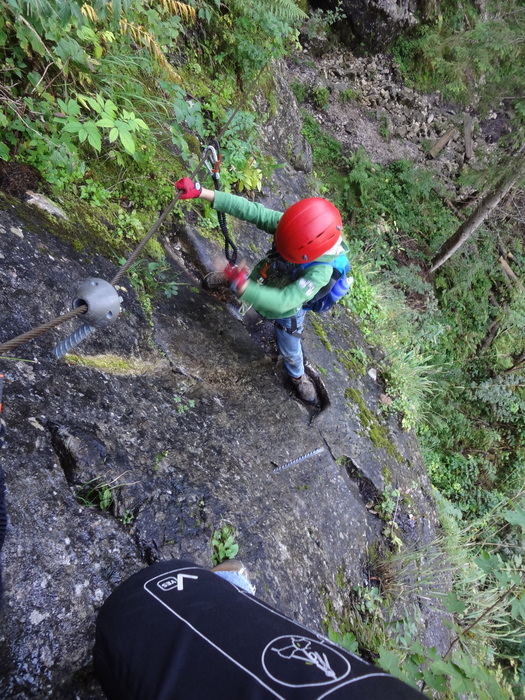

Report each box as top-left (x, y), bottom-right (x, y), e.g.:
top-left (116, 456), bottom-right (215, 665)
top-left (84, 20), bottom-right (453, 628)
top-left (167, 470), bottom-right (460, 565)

top-left (53, 278), bottom-right (123, 358)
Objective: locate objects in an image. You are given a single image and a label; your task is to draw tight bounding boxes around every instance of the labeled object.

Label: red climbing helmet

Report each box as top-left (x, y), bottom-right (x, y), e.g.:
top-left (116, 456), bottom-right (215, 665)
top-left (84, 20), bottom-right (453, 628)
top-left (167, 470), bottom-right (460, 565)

top-left (275, 198), bottom-right (343, 263)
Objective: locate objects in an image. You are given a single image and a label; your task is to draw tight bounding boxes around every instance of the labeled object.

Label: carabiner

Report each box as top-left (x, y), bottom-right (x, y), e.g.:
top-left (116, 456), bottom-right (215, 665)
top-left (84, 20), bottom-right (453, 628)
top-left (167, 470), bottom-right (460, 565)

top-left (203, 142), bottom-right (222, 184)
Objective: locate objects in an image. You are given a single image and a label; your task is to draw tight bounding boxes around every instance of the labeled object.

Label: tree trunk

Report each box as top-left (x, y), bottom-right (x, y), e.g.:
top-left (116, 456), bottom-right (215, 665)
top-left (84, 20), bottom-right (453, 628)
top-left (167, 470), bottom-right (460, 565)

top-left (504, 352), bottom-right (525, 374)
top-left (429, 152), bottom-right (525, 274)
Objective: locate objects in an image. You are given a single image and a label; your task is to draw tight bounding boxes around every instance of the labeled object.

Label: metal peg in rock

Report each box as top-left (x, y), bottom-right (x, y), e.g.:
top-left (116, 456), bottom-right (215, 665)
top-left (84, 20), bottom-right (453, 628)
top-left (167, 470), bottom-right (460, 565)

top-left (72, 278), bottom-right (122, 328)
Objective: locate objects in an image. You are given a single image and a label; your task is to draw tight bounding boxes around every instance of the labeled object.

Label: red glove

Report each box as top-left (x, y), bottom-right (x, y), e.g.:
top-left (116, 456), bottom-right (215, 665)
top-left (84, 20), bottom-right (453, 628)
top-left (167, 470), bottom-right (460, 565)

top-left (223, 262), bottom-right (249, 293)
top-left (175, 177), bottom-right (202, 199)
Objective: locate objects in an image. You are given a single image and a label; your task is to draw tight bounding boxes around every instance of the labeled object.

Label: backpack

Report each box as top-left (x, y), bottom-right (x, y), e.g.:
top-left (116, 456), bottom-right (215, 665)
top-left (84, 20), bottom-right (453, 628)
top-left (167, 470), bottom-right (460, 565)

top-left (259, 249), bottom-right (351, 313)
top-left (298, 253), bottom-right (352, 313)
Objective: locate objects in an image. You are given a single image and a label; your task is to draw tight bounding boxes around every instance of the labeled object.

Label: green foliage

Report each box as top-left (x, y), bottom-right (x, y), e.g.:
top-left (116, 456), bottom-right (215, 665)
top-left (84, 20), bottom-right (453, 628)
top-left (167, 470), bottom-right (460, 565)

top-left (0, 0), bottom-right (193, 201)
top-left (342, 262), bottom-right (382, 327)
top-left (196, 0), bottom-right (305, 76)
top-left (324, 582), bottom-right (388, 660)
top-left (326, 492), bottom-right (525, 698)
top-left (342, 153), bottom-right (456, 258)
top-left (173, 393), bottom-right (196, 415)
top-left (305, 102), bottom-right (525, 524)
top-left (290, 80), bottom-right (332, 111)
top-left (326, 627), bottom-right (359, 654)
top-left (301, 112), bottom-right (342, 172)
top-left (76, 478), bottom-right (114, 511)
top-left (79, 179), bottom-right (112, 207)
top-left (290, 78), bottom-right (309, 103)
top-left (133, 260), bottom-right (181, 298)
top-left (378, 642), bottom-right (514, 700)
top-left (0, 0), bottom-right (290, 212)
top-left (472, 375), bottom-right (525, 427)
top-left (379, 114), bottom-right (390, 140)
top-left (375, 485), bottom-right (404, 551)
top-left (345, 387), bottom-right (402, 460)
top-left (120, 509), bottom-right (135, 525)
top-left (211, 523), bottom-right (239, 566)
top-left (119, 257), bottom-right (184, 321)
top-left (393, 0), bottom-right (525, 116)
top-left (426, 451), bottom-right (503, 516)
top-left (336, 346), bottom-right (368, 377)
top-left (75, 471), bottom-right (131, 512)
top-left (301, 2), bottom-right (346, 41)
top-left (381, 347), bottom-right (444, 430)
top-left (311, 85), bottom-right (330, 111)
top-left (339, 87), bottom-right (357, 103)
top-left (55, 94), bottom-right (149, 155)
top-left (154, 450), bottom-right (169, 471)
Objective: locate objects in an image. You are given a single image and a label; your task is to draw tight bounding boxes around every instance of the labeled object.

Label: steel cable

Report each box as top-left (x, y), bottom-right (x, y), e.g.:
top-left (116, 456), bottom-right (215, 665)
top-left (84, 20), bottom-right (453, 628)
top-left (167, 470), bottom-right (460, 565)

top-left (0, 305), bottom-right (87, 356)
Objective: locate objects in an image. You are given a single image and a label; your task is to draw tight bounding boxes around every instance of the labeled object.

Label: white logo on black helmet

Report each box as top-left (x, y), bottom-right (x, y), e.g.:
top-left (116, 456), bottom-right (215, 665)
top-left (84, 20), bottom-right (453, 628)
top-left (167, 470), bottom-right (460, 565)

top-left (262, 635), bottom-right (351, 687)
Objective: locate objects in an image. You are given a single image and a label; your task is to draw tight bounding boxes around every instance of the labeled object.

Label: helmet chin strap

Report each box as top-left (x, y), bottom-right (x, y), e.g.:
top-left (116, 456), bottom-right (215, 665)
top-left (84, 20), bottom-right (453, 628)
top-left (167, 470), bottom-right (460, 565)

top-left (324, 236), bottom-right (344, 256)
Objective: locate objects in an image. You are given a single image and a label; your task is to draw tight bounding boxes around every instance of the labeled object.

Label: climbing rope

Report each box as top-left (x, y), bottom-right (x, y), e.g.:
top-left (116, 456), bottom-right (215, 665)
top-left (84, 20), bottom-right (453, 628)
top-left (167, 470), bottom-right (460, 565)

top-left (0, 59), bottom-right (270, 358)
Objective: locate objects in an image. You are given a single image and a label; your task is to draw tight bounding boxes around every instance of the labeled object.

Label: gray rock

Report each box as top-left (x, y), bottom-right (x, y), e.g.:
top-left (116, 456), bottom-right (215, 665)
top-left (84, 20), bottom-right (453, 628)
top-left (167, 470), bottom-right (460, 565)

top-left (256, 61), bottom-right (313, 174)
top-left (25, 192), bottom-right (68, 220)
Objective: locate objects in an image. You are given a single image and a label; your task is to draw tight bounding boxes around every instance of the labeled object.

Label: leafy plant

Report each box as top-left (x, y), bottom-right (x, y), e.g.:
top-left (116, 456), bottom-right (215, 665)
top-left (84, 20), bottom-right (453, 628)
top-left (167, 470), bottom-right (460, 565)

top-left (302, 2), bottom-right (346, 41)
top-left (231, 157), bottom-right (263, 193)
top-left (154, 450), bottom-right (169, 471)
top-left (339, 87), bottom-right (357, 103)
top-left (326, 627), bottom-right (359, 653)
top-left (374, 485), bottom-right (404, 551)
top-left (119, 257), bottom-right (183, 320)
top-left (211, 523), bottom-right (239, 566)
top-left (311, 85), bottom-right (330, 111)
top-left (290, 78), bottom-right (308, 103)
top-left (75, 472), bottom-right (130, 512)
top-left (173, 393), bottom-right (195, 415)
top-left (120, 509), bottom-right (135, 525)
top-left (55, 94), bottom-right (150, 155)
top-left (393, 1), bottom-right (525, 113)
top-left (325, 491), bottom-right (525, 697)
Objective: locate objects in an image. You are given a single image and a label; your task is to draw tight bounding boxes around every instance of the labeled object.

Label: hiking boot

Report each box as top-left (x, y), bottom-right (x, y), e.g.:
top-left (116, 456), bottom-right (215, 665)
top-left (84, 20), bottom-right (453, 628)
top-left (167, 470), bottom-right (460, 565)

top-left (290, 374), bottom-right (318, 404)
top-left (202, 270), bottom-right (228, 290)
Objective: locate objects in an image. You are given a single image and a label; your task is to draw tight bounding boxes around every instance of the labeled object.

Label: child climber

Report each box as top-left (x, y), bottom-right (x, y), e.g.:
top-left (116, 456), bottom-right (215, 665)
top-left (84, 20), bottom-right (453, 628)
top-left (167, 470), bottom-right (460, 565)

top-left (175, 177), bottom-right (350, 405)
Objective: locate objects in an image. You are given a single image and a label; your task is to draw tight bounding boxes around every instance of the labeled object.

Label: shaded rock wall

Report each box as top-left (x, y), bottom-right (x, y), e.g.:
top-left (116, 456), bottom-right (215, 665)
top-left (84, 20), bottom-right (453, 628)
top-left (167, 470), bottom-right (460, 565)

top-left (308, 0), bottom-right (419, 50)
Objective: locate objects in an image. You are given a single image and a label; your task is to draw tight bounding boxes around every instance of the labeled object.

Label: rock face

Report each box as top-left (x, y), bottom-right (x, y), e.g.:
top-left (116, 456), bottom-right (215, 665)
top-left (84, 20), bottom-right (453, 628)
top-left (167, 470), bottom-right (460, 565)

top-left (255, 61), bottom-right (313, 174)
top-left (0, 56), bottom-right (450, 698)
top-left (308, 0), bottom-right (419, 49)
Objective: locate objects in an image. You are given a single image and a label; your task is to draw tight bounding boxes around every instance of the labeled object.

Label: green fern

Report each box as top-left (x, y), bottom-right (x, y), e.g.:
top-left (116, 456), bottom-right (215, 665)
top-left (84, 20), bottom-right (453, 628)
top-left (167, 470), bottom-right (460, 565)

top-left (264, 0), bottom-right (307, 21)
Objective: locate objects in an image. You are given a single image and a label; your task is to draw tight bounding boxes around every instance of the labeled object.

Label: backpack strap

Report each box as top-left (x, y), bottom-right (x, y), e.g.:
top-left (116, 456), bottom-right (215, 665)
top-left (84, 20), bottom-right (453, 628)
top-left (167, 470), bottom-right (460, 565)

top-left (300, 261), bottom-right (338, 306)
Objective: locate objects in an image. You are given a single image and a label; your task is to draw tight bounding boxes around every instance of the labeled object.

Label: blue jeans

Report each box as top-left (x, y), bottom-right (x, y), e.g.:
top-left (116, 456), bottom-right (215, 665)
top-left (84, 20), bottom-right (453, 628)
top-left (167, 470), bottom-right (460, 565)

top-left (213, 571), bottom-right (255, 594)
top-left (274, 308), bottom-right (307, 378)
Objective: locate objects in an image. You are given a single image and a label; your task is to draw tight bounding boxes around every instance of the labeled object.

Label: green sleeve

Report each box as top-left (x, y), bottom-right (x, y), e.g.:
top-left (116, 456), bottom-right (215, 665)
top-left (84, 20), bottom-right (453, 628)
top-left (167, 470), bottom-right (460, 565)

top-left (212, 191), bottom-right (282, 235)
top-left (240, 264), bottom-right (333, 318)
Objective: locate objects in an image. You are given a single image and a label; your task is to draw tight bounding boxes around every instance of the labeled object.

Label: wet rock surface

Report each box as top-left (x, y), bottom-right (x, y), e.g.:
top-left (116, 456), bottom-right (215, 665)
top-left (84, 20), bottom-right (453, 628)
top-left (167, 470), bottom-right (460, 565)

top-left (0, 48), bottom-right (455, 698)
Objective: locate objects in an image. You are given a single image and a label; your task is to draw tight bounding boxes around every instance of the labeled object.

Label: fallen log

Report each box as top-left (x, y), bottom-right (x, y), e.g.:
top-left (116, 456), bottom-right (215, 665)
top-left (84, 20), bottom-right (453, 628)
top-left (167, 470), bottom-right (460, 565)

top-left (428, 126), bottom-right (458, 159)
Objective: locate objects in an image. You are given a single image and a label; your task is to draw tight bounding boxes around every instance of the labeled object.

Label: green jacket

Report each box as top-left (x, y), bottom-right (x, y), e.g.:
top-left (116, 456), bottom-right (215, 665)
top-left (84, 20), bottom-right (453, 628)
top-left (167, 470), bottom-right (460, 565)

top-left (213, 191), bottom-right (348, 319)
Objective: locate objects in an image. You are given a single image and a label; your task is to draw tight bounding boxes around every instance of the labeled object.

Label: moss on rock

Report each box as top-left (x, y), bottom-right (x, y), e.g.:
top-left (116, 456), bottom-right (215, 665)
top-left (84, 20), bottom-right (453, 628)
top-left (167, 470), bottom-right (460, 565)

top-left (345, 386), bottom-right (402, 460)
